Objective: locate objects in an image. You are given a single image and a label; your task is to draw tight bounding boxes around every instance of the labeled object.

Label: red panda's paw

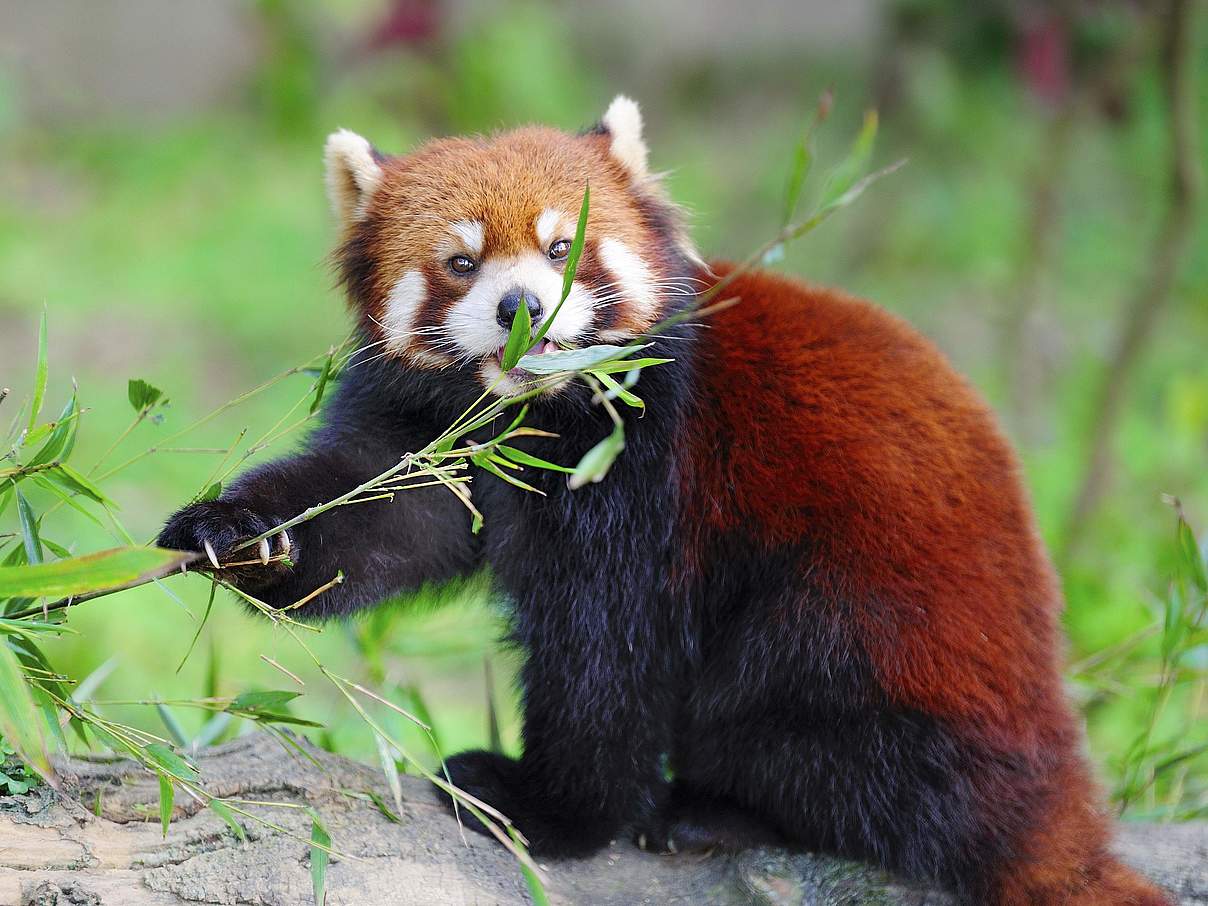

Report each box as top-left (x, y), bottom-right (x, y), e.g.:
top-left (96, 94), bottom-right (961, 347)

top-left (633, 784), bottom-right (786, 855)
top-left (157, 499), bottom-right (294, 591)
top-left (435, 749), bottom-right (609, 859)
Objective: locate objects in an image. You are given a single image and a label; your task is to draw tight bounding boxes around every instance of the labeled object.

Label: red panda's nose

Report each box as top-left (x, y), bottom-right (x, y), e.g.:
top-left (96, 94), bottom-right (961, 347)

top-left (497, 289), bottom-right (543, 329)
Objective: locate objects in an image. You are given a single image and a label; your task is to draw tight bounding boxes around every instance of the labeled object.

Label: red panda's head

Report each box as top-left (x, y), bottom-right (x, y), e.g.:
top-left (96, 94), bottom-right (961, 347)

top-left (326, 96), bottom-right (701, 394)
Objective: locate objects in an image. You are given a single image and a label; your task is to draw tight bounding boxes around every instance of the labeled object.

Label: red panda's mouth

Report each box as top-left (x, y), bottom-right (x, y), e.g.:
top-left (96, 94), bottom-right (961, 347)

top-left (493, 338), bottom-right (562, 372)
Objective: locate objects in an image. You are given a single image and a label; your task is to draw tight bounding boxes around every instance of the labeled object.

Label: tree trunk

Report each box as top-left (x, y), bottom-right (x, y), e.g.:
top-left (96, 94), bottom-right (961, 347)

top-left (2, 734), bottom-right (1205, 905)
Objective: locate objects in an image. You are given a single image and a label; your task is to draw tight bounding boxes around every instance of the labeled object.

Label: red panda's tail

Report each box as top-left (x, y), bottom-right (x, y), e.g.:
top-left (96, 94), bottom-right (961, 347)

top-left (989, 758), bottom-right (1171, 906)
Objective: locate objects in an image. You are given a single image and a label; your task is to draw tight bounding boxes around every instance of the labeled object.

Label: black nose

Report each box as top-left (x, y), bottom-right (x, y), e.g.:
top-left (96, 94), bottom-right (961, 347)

top-left (497, 288), bottom-right (543, 329)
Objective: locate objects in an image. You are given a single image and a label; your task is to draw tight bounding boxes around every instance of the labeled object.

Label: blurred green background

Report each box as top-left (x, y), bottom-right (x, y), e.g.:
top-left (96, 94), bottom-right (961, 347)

top-left (1, 0), bottom-right (1205, 817)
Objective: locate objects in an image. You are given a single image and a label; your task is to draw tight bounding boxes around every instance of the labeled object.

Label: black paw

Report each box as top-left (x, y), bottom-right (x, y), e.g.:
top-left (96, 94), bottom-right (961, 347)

top-left (157, 499), bottom-right (294, 590)
top-left (437, 749), bottom-right (520, 842)
top-left (632, 785), bottom-right (785, 855)
top-left (435, 750), bottom-right (608, 858)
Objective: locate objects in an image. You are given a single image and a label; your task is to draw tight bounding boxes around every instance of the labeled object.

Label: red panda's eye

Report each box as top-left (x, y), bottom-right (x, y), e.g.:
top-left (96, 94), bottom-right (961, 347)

top-left (448, 255), bottom-right (477, 275)
top-left (548, 240), bottom-right (572, 261)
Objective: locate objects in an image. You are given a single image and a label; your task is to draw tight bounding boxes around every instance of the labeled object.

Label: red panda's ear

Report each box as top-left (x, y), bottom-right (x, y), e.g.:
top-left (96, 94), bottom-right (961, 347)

top-left (324, 129), bottom-right (384, 231)
top-left (601, 95), bottom-right (649, 181)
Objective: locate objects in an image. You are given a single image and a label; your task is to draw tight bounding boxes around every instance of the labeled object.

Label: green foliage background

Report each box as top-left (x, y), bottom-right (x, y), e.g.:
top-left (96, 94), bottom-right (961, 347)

top-left (0, 1), bottom-right (1206, 819)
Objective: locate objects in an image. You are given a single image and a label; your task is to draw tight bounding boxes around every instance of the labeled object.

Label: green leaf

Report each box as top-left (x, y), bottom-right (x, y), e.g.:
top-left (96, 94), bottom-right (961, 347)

top-left (308, 808), bottom-right (331, 906)
top-left (499, 292), bottom-right (533, 372)
top-left (593, 372), bottom-right (644, 411)
top-left (374, 731), bottom-right (405, 827)
top-left (208, 799), bottom-right (246, 841)
top-left (156, 703), bottom-right (189, 747)
top-left (51, 464), bottom-right (113, 506)
top-left (509, 826), bottom-right (550, 906)
top-left (516, 343), bottom-right (649, 375)
top-left (158, 774), bottom-right (174, 838)
top-left (176, 580), bottom-right (217, 673)
top-left (567, 423), bottom-right (625, 490)
top-left (0, 639), bottom-right (51, 780)
top-left (14, 490), bottom-right (42, 565)
top-left (1176, 516), bottom-right (1207, 593)
top-left (584, 356), bottom-right (672, 377)
top-left (496, 445), bottom-right (574, 474)
top-left (365, 788), bottom-right (401, 823)
top-left (0, 483), bottom-right (12, 521)
top-left (0, 546), bottom-right (192, 599)
top-left (475, 454), bottom-right (542, 494)
top-left (27, 310), bottom-right (48, 434)
top-left (144, 742), bottom-right (199, 782)
top-left (127, 378), bottom-right (164, 412)
top-left (309, 353), bottom-right (334, 415)
top-left (229, 690), bottom-right (301, 712)
top-left (530, 183), bottom-right (590, 350)
top-left (29, 474), bottom-right (105, 528)
top-left (819, 109), bottom-right (878, 209)
top-left (197, 481), bottom-right (223, 503)
top-left (26, 393), bottom-right (79, 468)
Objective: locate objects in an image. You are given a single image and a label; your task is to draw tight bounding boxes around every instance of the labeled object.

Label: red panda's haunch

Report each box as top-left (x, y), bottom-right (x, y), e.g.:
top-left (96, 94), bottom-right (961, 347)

top-left (158, 97), bottom-right (1170, 905)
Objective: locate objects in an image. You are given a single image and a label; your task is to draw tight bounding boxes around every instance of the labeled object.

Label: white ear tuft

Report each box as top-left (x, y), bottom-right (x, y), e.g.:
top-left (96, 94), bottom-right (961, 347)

top-left (324, 129), bottom-right (384, 229)
top-left (602, 95), bottom-right (649, 180)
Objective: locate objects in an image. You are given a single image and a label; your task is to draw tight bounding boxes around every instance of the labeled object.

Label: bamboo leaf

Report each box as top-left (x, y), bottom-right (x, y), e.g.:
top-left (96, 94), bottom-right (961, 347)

top-left (374, 731), bottom-right (405, 821)
top-left (14, 490), bottom-right (42, 565)
top-left (1176, 516), bottom-right (1207, 593)
top-left (593, 372), bottom-right (644, 411)
top-left (496, 445), bottom-right (574, 474)
top-left (517, 343), bottom-right (649, 375)
top-left (567, 424), bottom-right (625, 490)
top-left (309, 354), bottom-right (334, 415)
top-left (27, 310), bottom-right (48, 434)
top-left (499, 293), bottom-right (533, 372)
top-left (46, 464), bottom-right (113, 506)
top-left (158, 773), bottom-right (174, 838)
top-left (26, 393), bottom-right (79, 468)
top-left (127, 379), bottom-right (164, 412)
top-left (209, 799), bottom-right (246, 841)
top-left (229, 690), bottom-right (301, 711)
top-left (0, 546), bottom-right (193, 599)
top-left (308, 808), bottom-right (331, 906)
top-left (530, 183), bottom-right (590, 349)
top-left (819, 109), bottom-right (878, 209)
top-left (0, 638), bottom-right (51, 781)
top-left (509, 826), bottom-right (550, 906)
top-left (144, 742), bottom-right (199, 782)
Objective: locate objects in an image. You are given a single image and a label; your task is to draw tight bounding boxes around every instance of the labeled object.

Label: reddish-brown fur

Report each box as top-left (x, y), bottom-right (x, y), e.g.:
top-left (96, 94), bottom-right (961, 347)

top-left (682, 264), bottom-right (1168, 905)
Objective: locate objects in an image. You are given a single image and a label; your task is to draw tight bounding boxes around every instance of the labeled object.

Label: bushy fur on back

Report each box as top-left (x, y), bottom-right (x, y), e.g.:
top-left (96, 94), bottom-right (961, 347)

top-left (158, 98), bottom-right (1169, 905)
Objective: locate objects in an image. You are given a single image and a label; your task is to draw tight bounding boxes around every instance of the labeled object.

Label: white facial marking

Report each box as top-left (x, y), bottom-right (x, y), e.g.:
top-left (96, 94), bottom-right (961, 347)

top-left (536, 209), bottom-right (570, 248)
top-left (602, 95), bottom-right (649, 179)
top-left (448, 220), bottom-right (485, 256)
top-left (598, 238), bottom-right (657, 337)
top-left (444, 252), bottom-right (595, 375)
top-left (381, 270), bottom-right (427, 353)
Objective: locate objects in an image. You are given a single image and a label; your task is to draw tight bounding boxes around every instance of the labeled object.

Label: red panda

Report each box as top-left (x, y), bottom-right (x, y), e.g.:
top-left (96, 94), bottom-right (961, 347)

top-left (158, 96), bottom-right (1170, 905)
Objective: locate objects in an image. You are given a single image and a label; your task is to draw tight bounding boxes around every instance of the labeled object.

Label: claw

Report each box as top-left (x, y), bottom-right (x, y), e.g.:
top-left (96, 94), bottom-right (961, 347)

top-left (204, 540), bottom-right (220, 570)
top-left (258, 538), bottom-right (271, 565)
top-left (278, 531), bottom-right (291, 555)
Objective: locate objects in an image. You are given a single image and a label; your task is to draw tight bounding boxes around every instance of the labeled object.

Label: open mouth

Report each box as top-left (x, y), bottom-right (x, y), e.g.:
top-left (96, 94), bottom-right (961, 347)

top-left (493, 338), bottom-right (562, 373)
